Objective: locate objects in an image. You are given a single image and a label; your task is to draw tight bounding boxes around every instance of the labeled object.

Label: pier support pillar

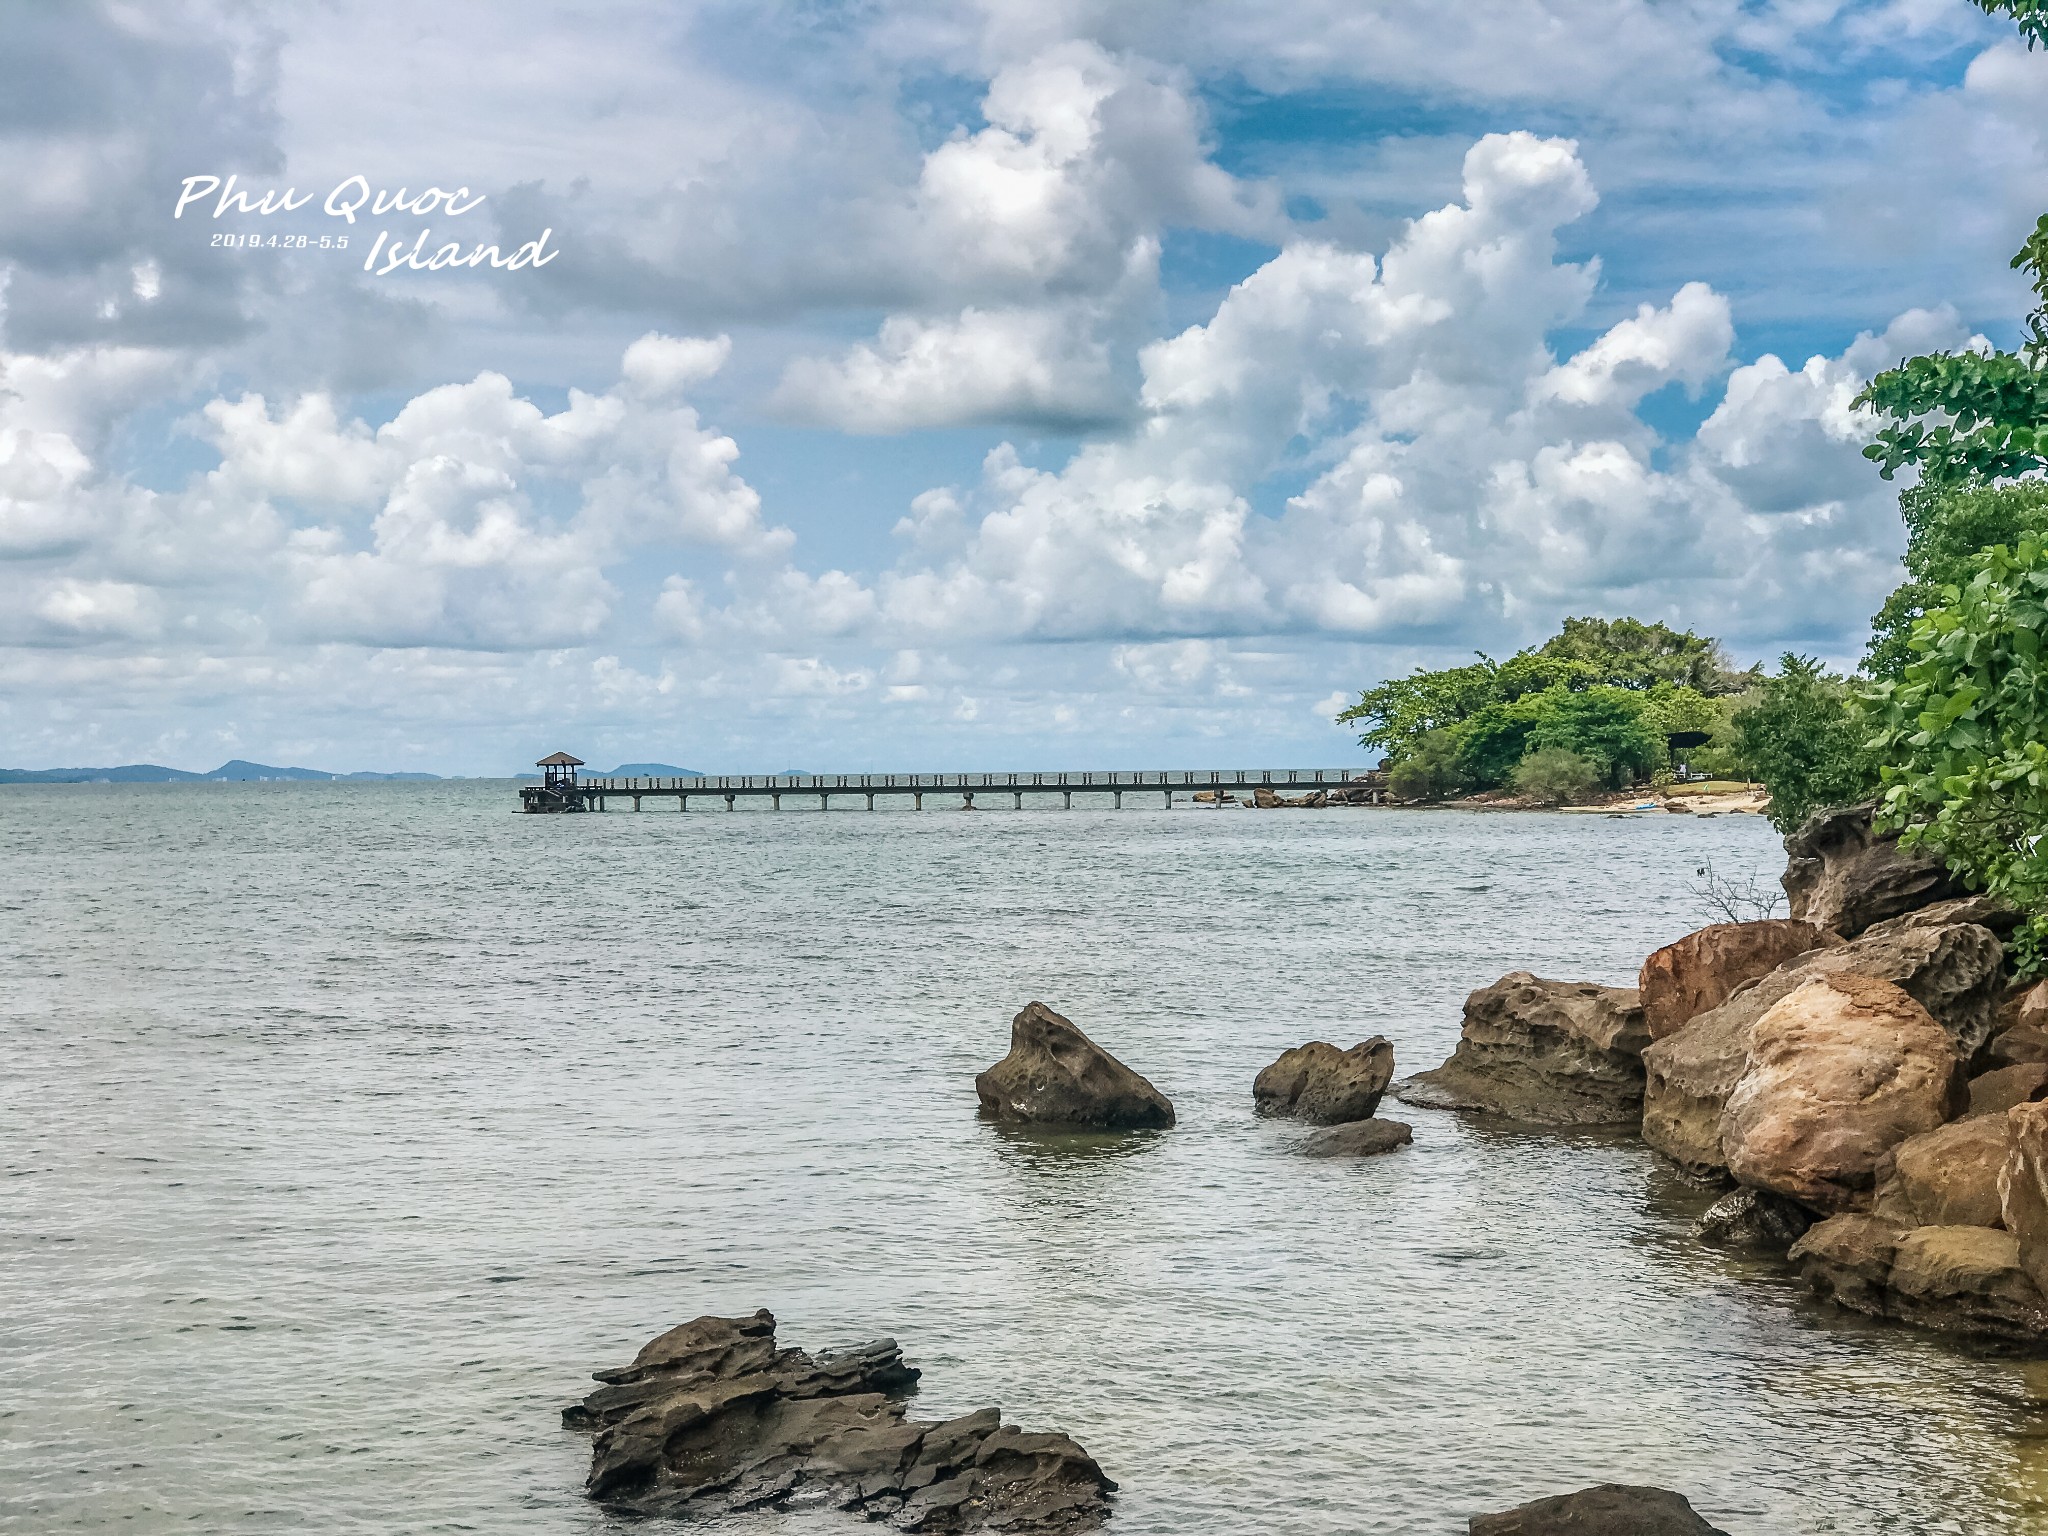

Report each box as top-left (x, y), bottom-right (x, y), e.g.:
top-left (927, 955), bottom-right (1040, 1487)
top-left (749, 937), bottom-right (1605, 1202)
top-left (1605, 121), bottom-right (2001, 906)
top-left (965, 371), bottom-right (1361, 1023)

top-left (1164, 790), bottom-right (1173, 808)
top-left (771, 793), bottom-right (780, 811)
top-left (866, 793), bottom-right (875, 811)
top-left (914, 792), bottom-right (923, 810)
top-left (633, 795), bottom-right (642, 811)
top-left (1063, 791), bottom-right (1071, 810)
top-left (820, 794), bottom-right (829, 811)
top-left (725, 794), bottom-right (736, 811)
top-left (1012, 791), bottom-right (1022, 810)
top-left (1113, 790), bottom-right (1122, 809)
top-left (963, 792), bottom-right (975, 810)
top-left (679, 796), bottom-right (688, 812)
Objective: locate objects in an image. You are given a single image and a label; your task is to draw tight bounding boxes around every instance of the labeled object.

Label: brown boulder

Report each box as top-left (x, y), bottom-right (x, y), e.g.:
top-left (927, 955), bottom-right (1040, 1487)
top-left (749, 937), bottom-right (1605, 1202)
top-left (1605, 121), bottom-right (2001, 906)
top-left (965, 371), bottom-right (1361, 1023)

top-left (975, 1003), bottom-right (1174, 1130)
top-left (1889, 1225), bottom-right (2048, 1339)
top-left (1468, 1484), bottom-right (1730, 1535)
top-left (1789, 1213), bottom-right (1905, 1315)
top-left (1872, 1116), bottom-right (2011, 1229)
top-left (1391, 973), bottom-right (1647, 1127)
top-left (1299, 1118), bottom-right (1413, 1157)
top-left (1720, 973), bottom-right (1963, 1212)
top-left (1638, 919), bottom-right (1837, 1041)
top-left (1781, 801), bottom-right (1965, 937)
top-left (1969, 1063), bottom-right (2048, 1119)
top-left (1641, 919), bottom-right (2002, 1180)
top-left (2001, 1101), bottom-right (2048, 1295)
top-left (1862, 894), bottom-right (2021, 938)
top-left (1986, 1023), bottom-right (2048, 1069)
top-left (1254, 1038), bottom-right (1394, 1124)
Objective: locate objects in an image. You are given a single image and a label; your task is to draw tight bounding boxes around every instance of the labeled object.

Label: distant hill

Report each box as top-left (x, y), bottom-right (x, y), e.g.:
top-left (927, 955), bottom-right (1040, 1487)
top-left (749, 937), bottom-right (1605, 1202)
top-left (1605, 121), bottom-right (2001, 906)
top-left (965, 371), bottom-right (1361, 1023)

top-left (599, 762), bottom-right (703, 776)
top-left (0, 759), bottom-right (442, 784)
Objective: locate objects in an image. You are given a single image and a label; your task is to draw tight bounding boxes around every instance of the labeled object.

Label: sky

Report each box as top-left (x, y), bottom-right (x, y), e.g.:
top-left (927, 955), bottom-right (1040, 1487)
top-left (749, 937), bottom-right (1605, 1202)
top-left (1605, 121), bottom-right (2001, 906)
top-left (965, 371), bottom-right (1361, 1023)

top-left (2, 0), bottom-right (2045, 775)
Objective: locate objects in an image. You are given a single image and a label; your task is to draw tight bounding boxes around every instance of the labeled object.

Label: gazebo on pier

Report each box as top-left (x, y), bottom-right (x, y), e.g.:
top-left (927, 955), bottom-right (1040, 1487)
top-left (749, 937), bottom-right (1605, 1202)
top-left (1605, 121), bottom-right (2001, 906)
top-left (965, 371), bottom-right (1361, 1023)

top-left (521, 751), bottom-right (590, 813)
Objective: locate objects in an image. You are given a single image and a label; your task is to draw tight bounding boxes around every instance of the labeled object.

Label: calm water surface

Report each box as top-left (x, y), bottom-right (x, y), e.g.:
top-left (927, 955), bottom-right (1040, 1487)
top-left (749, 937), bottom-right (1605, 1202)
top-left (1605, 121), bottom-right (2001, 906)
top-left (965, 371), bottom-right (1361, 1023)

top-left (5, 782), bottom-right (2047, 1535)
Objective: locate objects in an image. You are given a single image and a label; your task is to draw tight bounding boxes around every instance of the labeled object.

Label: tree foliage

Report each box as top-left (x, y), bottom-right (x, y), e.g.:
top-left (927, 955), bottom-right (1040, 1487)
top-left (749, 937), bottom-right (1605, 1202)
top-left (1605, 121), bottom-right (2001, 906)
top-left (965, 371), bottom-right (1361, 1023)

top-left (1526, 687), bottom-right (1669, 788)
top-left (1866, 537), bottom-right (2048, 972)
top-left (1867, 482), bottom-right (2048, 677)
top-left (1733, 655), bottom-right (1880, 833)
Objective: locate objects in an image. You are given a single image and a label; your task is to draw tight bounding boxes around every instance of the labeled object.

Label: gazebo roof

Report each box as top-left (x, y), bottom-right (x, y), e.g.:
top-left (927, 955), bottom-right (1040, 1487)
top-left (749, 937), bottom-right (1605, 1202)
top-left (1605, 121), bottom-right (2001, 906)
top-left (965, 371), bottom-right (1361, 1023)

top-left (537, 751), bottom-right (585, 766)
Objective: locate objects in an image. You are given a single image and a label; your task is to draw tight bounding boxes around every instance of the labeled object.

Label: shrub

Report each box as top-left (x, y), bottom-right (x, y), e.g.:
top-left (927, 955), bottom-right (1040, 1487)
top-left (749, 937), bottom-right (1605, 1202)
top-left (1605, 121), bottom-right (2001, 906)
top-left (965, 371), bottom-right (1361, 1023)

top-left (1386, 728), bottom-right (1465, 802)
top-left (1514, 747), bottom-right (1601, 806)
top-left (1733, 655), bottom-right (1879, 832)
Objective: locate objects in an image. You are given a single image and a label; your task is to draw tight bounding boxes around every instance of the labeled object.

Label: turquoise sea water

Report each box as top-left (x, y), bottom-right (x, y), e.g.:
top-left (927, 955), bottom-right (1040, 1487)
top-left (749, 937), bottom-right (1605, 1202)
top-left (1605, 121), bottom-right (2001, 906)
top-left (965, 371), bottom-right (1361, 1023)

top-left (4, 781), bottom-right (2045, 1534)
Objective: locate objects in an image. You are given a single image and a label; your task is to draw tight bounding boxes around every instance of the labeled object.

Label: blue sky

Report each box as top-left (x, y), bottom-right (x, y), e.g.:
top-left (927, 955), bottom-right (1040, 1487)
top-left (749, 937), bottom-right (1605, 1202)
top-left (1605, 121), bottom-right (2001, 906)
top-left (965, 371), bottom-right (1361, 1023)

top-left (1, 0), bottom-right (2044, 774)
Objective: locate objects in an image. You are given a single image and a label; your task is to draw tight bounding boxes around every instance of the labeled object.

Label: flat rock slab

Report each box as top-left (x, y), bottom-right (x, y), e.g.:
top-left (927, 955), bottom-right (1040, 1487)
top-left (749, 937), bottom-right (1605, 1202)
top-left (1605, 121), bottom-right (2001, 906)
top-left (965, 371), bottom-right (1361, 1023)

top-left (975, 1001), bottom-right (1174, 1130)
top-left (567, 1310), bottom-right (1114, 1532)
top-left (1394, 972), bottom-right (1646, 1127)
top-left (1469, 1483), bottom-right (1731, 1535)
top-left (1299, 1117), bottom-right (1413, 1157)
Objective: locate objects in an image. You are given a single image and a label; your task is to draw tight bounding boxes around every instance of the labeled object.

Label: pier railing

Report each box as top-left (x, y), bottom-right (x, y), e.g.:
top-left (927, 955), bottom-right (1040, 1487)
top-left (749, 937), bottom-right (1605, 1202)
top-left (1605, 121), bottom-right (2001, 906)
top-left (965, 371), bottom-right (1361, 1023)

top-left (581, 769), bottom-right (1367, 792)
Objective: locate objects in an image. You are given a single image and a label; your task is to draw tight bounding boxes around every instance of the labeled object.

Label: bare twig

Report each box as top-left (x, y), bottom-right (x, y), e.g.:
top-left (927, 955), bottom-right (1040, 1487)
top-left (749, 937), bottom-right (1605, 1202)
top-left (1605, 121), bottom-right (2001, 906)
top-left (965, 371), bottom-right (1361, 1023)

top-left (1690, 857), bottom-right (1785, 924)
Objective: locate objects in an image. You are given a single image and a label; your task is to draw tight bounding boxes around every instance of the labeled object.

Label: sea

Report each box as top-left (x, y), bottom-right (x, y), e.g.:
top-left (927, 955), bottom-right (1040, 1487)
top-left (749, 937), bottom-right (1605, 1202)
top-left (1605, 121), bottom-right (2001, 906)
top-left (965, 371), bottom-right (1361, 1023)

top-left (4, 780), bottom-right (2043, 1535)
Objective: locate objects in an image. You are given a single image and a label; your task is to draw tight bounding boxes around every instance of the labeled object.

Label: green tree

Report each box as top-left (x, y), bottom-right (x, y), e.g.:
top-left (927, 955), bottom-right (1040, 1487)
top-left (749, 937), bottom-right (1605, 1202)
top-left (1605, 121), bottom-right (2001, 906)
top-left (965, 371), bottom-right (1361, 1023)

top-left (1537, 616), bottom-right (1746, 693)
top-left (1525, 686), bottom-right (1666, 788)
top-left (1866, 482), bottom-right (2048, 677)
top-left (1733, 655), bottom-right (1880, 833)
top-left (1866, 537), bottom-right (2048, 972)
top-left (1514, 747), bottom-right (1601, 807)
top-left (1453, 695), bottom-right (1550, 787)
top-left (1336, 659), bottom-right (1503, 762)
top-left (1385, 728), bottom-right (1466, 803)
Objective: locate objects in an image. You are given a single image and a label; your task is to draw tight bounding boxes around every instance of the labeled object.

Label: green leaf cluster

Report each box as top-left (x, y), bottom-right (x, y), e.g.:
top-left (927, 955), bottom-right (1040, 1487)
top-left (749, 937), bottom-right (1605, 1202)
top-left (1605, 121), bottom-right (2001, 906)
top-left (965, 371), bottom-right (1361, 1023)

top-left (1867, 482), bottom-right (2048, 677)
top-left (1866, 537), bottom-right (2048, 971)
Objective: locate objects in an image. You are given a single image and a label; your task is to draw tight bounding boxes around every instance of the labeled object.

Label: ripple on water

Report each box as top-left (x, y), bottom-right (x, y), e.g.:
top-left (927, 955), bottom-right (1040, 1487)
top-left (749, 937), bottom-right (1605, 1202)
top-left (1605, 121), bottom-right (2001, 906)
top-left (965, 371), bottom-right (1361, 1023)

top-left (1, 782), bottom-right (2044, 1535)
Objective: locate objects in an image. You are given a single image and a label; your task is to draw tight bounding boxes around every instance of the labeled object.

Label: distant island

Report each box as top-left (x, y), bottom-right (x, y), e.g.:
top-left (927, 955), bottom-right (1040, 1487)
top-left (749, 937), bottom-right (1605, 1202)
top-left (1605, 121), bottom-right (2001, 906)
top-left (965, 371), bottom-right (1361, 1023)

top-left (2, 759), bottom-right (710, 784)
top-left (0, 759), bottom-right (446, 784)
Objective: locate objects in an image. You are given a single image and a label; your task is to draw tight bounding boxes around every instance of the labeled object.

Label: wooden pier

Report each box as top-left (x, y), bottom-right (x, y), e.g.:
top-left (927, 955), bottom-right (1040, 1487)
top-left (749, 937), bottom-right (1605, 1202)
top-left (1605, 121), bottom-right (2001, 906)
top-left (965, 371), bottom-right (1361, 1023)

top-left (521, 762), bottom-right (1385, 813)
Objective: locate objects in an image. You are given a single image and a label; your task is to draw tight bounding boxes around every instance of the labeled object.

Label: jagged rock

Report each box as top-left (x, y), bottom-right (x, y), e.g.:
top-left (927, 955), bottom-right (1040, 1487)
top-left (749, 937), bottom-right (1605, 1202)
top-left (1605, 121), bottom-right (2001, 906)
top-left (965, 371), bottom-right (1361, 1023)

top-left (975, 1002), bottom-right (1174, 1130)
top-left (567, 1311), bottom-right (1114, 1531)
top-left (1468, 1484), bottom-right (1731, 1535)
top-left (1392, 973), bottom-right (1647, 1127)
top-left (1720, 974), bottom-right (1963, 1212)
top-left (1299, 1118), bottom-right (1413, 1157)
top-left (1873, 1116), bottom-right (2012, 1229)
top-left (1254, 1038), bottom-right (1394, 1124)
top-left (1641, 920), bottom-right (2001, 1180)
top-left (1967, 1063), bottom-right (2048, 1119)
top-left (1863, 895), bottom-right (2021, 938)
top-left (1791, 1215), bottom-right (2048, 1341)
top-left (1693, 1187), bottom-right (1813, 1252)
top-left (1638, 919), bottom-right (1837, 1041)
top-left (2002, 1102), bottom-right (2048, 1295)
top-left (1781, 801), bottom-right (1964, 938)
top-left (1986, 1024), bottom-right (2048, 1069)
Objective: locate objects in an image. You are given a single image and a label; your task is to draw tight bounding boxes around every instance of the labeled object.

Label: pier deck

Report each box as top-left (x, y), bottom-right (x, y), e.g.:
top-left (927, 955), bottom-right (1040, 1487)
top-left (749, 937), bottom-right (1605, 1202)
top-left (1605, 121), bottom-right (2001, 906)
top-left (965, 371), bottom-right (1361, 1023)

top-left (524, 768), bottom-right (1384, 813)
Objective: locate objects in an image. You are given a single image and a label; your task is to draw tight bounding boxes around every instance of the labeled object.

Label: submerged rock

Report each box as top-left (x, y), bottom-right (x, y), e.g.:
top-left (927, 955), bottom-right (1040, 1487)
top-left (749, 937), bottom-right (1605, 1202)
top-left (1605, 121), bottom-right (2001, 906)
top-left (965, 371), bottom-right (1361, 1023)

top-left (1254, 1037), bottom-right (1394, 1124)
top-left (975, 1002), bottom-right (1175, 1130)
top-left (1392, 973), bottom-right (1647, 1127)
top-left (1693, 1187), bottom-right (1813, 1252)
top-left (1720, 973), bottom-right (1963, 1213)
top-left (567, 1310), bottom-right (1114, 1531)
top-left (1781, 801), bottom-right (1963, 938)
top-left (1641, 919), bottom-right (2000, 1181)
top-left (1791, 1215), bottom-right (2048, 1341)
top-left (1299, 1117), bottom-right (1413, 1157)
top-left (1638, 919), bottom-right (1837, 1041)
top-left (1468, 1483), bottom-right (1731, 1535)
top-left (2001, 1101), bottom-right (2048, 1295)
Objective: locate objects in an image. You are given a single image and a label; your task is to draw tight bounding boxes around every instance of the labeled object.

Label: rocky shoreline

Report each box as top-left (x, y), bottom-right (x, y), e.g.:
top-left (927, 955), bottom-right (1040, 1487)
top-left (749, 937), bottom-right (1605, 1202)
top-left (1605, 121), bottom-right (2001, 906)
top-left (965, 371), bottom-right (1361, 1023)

top-left (1395, 798), bottom-right (2048, 1346)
